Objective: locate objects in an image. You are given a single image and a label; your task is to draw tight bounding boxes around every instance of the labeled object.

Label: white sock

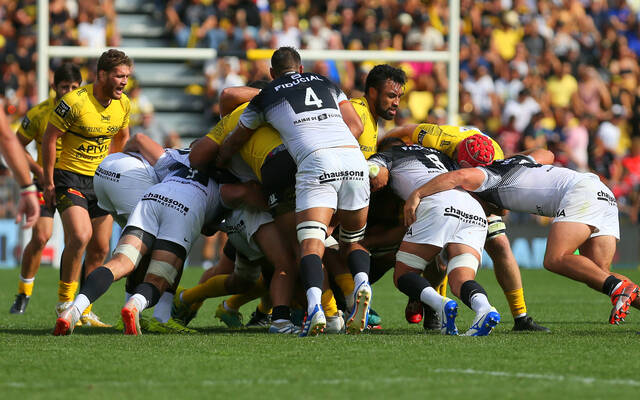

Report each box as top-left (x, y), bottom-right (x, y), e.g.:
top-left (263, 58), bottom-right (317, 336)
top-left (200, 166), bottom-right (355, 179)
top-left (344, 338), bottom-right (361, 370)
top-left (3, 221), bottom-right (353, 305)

top-left (353, 272), bottom-right (369, 289)
top-left (130, 293), bottom-right (148, 313)
top-left (73, 294), bottom-right (91, 315)
top-left (419, 286), bottom-right (443, 311)
top-left (124, 292), bottom-right (132, 302)
top-left (306, 287), bottom-right (322, 315)
top-left (470, 293), bottom-right (492, 314)
top-left (202, 260), bottom-right (214, 270)
top-left (19, 275), bottom-right (35, 284)
top-left (153, 292), bottom-right (173, 323)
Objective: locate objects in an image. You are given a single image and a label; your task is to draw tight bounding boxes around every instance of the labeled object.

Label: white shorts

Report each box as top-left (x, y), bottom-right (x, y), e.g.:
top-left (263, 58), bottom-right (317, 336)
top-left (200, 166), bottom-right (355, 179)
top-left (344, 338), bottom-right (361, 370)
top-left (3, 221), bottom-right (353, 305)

top-left (403, 190), bottom-right (487, 256)
top-left (126, 183), bottom-right (207, 255)
top-left (554, 176), bottom-right (620, 239)
top-left (295, 147), bottom-right (370, 212)
top-left (220, 208), bottom-right (273, 261)
top-left (94, 153), bottom-right (158, 225)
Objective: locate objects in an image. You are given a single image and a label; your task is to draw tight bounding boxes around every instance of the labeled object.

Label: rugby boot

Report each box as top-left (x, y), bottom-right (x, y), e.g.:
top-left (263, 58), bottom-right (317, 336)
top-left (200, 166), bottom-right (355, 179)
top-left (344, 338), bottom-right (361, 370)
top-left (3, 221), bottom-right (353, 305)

top-left (81, 311), bottom-right (112, 328)
top-left (215, 302), bottom-right (243, 328)
top-left (512, 316), bottom-right (550, 332)
top-left (10, 294), bottom-right (29, 314)
top-left (53, 305), bottom-right (81, 336)
top-left (268, 320), bottom-right (301, 334)
top-left (299, 304), bottom-right (326, 337)
top-left (346, 281), bottom-right (371, 334)
top-left (464, 307), bottom-right (500, 336)
top-left (246, 307), bottom-right (271, 328)
top-left (121, 298), bottom-right (142, 335)
top-left (405, 298), bottom-right (423, 324)
top-left (423, 305), bottom-right (441, 332)
top-left (439, 297), bottom-right (458, 335)
top-left (610, 280), bottom-right (639, 325)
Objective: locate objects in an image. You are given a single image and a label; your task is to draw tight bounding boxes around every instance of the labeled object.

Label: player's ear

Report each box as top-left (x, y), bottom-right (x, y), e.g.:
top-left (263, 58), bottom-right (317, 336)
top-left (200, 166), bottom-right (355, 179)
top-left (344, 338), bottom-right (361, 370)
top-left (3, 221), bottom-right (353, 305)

top-left (269, 67), bottom-right (276, 80)
top-left (298, 65), bottom-right (304, 74)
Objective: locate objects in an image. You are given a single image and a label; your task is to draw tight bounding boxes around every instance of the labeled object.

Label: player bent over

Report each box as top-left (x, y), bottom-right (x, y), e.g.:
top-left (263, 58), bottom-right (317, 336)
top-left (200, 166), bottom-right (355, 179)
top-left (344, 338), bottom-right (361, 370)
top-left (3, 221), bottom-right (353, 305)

top-left (54, 160), bottom-right (222, 335)
top-left (405, 148), bottom-right (639, 325)
top-left (369, 139), bottom-right (500, 336)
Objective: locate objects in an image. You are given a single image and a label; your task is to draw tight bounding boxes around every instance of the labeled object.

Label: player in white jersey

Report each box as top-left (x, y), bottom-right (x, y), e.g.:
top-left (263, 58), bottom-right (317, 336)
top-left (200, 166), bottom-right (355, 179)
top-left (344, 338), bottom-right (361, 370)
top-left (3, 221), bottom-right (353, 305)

top-left (368, 139), bottom-right (501, 336)
top-left (404, 148), bottom-right (640, 325)
top-left (218, 47), bottom-right (372, 336)
top-left (54, 147), bottom-right (225, 335)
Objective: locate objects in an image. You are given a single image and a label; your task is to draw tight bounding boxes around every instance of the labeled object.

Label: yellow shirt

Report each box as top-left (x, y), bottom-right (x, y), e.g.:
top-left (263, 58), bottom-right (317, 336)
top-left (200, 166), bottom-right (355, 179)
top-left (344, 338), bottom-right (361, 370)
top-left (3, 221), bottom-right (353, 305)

top-left (206, 102), bottom-right (283, 181)
top-left (546, 74), bottom-right (578, 108)
top-left (350, 96), bottom-right (378, 159)
top-left (410, 124), bottom-right (505, 161)
top-left (491, 28), bottom-right (523, 61)
top-left (18, 97), bottom-right (63, 167)
top-left (49, 84), bottom-right (130, 176)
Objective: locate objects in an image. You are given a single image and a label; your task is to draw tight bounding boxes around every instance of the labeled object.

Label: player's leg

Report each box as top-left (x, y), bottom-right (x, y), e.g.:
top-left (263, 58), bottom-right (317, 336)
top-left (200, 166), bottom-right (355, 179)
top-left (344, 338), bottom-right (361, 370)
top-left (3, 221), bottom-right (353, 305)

top-left (445, 242), bottom-right (500, 336)
top-left (54, 229), bottom-right (151, 335)
top-left (485, 224), bottom-right (549, 332)
top-left (393, 241), bottom-right (456, 334)
top-left (10, 214), bottom-right (53, 314)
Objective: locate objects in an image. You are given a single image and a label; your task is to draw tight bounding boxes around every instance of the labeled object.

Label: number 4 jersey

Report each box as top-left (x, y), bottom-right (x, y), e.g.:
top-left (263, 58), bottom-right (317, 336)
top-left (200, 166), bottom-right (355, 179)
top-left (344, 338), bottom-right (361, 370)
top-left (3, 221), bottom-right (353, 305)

top-left (239, 72), bottom-right (358, 164)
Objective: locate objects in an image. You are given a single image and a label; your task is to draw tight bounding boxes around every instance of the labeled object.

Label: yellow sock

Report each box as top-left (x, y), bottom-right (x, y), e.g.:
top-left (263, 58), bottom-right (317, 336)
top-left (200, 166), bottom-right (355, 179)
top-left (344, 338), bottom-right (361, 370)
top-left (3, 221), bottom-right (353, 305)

top-left (182, 275), bottom-right (230, 304)
top-left (18, 280), bottom-right (34, 297)
top-left (226, 277), bottom-right (267, 310)
top-left (335, 273), bottom-right (355, 297)
top-left (82, 303), bottom-right (93, 316)
top-left (436, 275), bottom-right (448, 297)
top-left (505, 288), bottom-right (527, 317)
top-left (321, 289), bottom-right (338, 317)
top-left (58, 280), bottom-right (78, 303)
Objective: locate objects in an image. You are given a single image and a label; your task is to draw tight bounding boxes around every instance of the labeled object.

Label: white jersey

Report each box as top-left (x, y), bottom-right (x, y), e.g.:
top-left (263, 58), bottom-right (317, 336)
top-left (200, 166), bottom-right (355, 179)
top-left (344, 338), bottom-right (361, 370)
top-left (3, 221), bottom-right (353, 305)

top-left (473, 155), bottom-right (586, 217)
top-left (239, 71), bottom-right (357, 164)
top-left (368, 144), bottom-right (459, 201)
top-left (94, 152), bottom-right (159, 226)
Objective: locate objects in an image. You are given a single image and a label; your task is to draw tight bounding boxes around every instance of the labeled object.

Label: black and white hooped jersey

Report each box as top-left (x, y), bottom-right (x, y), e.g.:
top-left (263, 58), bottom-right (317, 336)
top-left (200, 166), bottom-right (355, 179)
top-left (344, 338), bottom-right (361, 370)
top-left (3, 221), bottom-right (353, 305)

top-left (369, 145), bottom-right (458, 200)
top-left (239, 72), bottom-right (357, 164)
top-left (473, 155), bottom-right (585, 216)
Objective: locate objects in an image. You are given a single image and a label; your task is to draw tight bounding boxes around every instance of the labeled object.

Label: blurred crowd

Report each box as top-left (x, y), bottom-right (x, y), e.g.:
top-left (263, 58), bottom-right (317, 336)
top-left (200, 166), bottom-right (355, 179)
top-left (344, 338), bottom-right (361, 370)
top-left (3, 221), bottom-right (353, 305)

top-left (4, 0), bottom-right (640, 222)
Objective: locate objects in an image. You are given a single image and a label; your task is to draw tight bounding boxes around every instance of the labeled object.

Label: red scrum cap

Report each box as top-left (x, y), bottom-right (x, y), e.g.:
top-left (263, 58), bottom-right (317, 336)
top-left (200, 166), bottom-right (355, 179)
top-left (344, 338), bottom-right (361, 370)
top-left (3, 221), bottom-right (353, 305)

top-left (456, 134), bottom-right (495, 167)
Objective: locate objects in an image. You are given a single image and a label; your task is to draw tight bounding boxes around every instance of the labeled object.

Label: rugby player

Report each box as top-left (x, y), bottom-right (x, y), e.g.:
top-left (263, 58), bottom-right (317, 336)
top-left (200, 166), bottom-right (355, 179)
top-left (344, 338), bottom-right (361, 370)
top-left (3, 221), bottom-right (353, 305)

top-left (42, 49), bottom-right (132, 326)
top-left (0, 104), bottom-right (40, 228)
top-left (218, 47), bottom-right (371, 336)
top-left (10, 64), bottom-right (81, 314)
top-left (385, 124), bottom-right (549, 332)
top-left (404, 148), bottom-right (640, 325)
top-left (369, 138), bottom-right (500, 336)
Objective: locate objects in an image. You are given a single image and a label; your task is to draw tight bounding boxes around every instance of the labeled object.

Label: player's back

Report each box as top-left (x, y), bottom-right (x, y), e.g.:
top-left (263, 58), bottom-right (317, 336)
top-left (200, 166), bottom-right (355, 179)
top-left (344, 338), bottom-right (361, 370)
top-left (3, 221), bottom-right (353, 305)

top-left (475, 155), bottom-right (586, 216)
top-left (240, 72), bottom-right (357, 164)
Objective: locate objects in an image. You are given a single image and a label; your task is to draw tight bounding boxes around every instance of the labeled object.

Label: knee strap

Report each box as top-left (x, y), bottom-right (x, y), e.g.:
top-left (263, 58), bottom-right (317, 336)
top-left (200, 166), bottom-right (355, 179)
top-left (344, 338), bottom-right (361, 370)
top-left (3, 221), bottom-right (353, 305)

top-left (446, 253), bottom-right (480, 275)
top-left (113, 244), bottom-right (143, 267)
top-left (147, 260), bottom-right (178, 286)
top-left (396, 251), bottom-right (428, 271)
top-left (339, 225), bottom-right (366, 243)
top-left (487, 215), bottom-right (506, 240)
top-left (296, 221), bottom-right (327, 243)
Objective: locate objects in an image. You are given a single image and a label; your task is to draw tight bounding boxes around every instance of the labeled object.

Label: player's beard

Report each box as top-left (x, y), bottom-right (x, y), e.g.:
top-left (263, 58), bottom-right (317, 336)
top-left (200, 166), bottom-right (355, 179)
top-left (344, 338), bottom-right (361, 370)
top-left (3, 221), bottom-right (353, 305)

top-left (376, 102), bottom-right (397, 121)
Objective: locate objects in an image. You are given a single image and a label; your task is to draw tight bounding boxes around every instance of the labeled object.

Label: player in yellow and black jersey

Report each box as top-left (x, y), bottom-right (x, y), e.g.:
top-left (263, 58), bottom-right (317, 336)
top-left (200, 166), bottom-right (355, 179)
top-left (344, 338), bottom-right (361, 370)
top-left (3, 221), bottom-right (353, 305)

top-left (9, 64), bottom-right (82, 315)
top-left (384, 122), bottom-right (550, 332)
top-left (42, 50), bottom-right (132, 328)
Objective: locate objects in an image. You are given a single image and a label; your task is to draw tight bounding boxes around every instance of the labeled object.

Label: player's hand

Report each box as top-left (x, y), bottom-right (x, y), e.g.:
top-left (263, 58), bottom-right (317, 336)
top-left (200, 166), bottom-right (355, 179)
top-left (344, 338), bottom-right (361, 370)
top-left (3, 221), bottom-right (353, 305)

top-left (43, 183), bottom-right (56, 209)
top-left (16, 191), bottom-right (40, 229)
top-left (403, 192), bottom-right (420, 227)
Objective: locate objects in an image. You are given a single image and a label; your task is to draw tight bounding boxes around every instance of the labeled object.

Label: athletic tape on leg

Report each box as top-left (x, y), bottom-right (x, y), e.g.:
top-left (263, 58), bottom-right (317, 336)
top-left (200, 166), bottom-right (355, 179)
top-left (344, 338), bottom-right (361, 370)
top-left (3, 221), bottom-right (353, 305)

top-left (113, 244), bottom-right (143, 267)
top-left (446, 253), bottom-right (479, 275)
top-left (487, 215), bottom-right (506, 240)
top-left (396, 251), bottom-right (428, 271)
top-left (324, 236), bottom-right (339, 250)
top-left (339, 225), bottom-right (366, 243)
top-left (296, 221), bottom-right (327, 243)
top-left (147, 260), bottom-right (179, 286)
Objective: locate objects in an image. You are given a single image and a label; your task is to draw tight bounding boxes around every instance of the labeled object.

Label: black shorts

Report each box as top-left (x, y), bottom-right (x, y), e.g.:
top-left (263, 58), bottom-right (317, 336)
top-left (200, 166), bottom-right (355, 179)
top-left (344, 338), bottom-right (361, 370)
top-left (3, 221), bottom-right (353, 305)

top-left (54, 169), bottom-right (110, 219)
top-left (260, 145), bottom-right (297, 217)
top-left (35, 181), bottom-right (56, 218)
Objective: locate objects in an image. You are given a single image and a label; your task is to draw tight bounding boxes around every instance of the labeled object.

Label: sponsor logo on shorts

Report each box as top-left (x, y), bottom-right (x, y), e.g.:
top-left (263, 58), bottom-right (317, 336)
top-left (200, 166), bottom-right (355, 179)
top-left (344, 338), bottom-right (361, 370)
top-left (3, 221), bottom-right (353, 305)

top-left (318, 170), bottom-right (365, 183)
top-left (443, 206), bottom-right (486, 227)
top-left (67, 188), bottom-right (85, 199)
top-left (95, 166), bottom-right (121, 182)
top-left (597, 190), bottom-right (617, 206)
top-left (293, 112), bottom-right (341, 125)
top-left (141, 193), bottom-right (190, 216)
top-left (54, 100), bottom-right (70, 118)
top-left (268, 194), bottom-right (277, 207)
top-left (555, 209), bottom-right (566, 217)
top-left (407, 227), bottom-right (413, 236)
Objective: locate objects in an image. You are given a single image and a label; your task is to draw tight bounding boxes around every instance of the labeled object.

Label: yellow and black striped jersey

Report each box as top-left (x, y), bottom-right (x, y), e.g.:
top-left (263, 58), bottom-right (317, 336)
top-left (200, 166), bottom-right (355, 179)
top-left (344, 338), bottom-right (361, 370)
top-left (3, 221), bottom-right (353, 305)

top-left (410, 123), bottom-right (505, 161)
top-left (207, 102), bottom-right (283, 181)
top-left (18, 97), bottom-right (63, 167)
top-left (350, 96), bottom-right (378, 159)
top-left (49, 84), bottom-right (130, 176)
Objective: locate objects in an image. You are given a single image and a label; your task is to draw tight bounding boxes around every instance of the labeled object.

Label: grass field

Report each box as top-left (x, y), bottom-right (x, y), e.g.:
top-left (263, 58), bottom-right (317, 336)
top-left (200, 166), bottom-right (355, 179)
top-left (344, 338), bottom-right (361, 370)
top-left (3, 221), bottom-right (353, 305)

top-left (2, 267), bottom-right (640, 399)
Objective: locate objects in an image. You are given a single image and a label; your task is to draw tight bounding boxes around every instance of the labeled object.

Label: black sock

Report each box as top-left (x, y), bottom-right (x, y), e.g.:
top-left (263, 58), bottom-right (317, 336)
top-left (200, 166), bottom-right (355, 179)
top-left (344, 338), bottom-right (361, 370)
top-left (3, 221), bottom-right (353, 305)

top-left (369, 255), bottom-right (393, 285)
top-left (347, 249), bottom-right (370, 277)
top-left (459, 280), bottom-right (488, 309)
top-left (397, 272), bottom-right (430, 300)
top-left (79, 261), bottom-right (87, 288)
top-left (602, 275), bottom-right (622, 296)
top-left (79, 266), bottom-right (115, 303)
top-left (134, 282), bottom-right (162, 308)
top-left (300, 254), bottom-right (323, 291)
top-left (272, 305), bottom-right (290, 321)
